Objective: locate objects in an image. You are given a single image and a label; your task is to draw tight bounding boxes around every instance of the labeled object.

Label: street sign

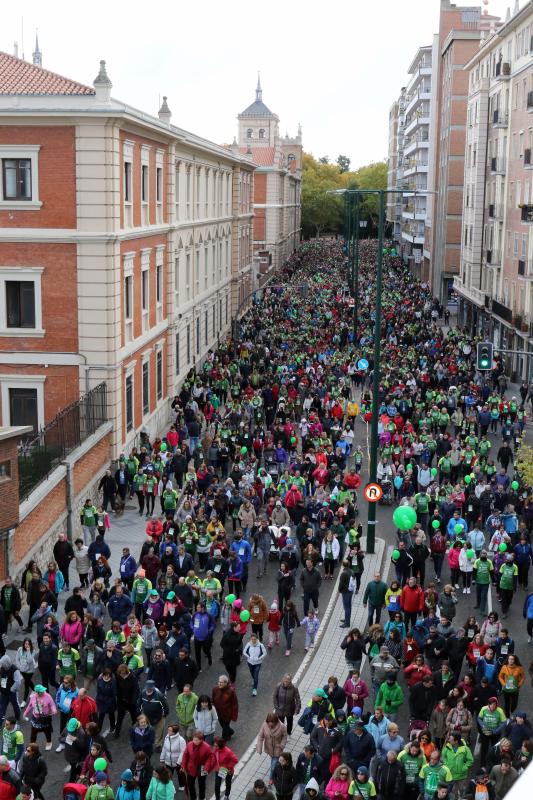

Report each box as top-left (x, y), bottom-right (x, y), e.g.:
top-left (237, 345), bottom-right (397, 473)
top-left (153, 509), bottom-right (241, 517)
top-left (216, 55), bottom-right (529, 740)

top-left (357, 358), bottom-right (369, 370)
top-left (364, 483), bottom-right (382, 502)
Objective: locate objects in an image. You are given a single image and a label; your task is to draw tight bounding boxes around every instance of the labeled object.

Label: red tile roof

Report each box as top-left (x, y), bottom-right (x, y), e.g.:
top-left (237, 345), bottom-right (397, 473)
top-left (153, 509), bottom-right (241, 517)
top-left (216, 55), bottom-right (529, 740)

top-left (239, 146), bottom-right (275, 166)
top-left (0, 52), bottom-right (95, 96)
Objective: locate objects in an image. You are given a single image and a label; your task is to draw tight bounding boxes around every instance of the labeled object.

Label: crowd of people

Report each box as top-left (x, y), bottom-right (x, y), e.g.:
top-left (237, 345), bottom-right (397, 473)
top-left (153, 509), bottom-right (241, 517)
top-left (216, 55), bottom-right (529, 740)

top-left (0, 239), bottom-right (532, 800)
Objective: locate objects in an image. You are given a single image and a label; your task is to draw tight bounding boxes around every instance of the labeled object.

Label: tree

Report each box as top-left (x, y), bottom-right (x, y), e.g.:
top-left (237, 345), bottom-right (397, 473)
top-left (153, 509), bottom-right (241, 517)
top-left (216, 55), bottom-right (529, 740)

top-left (318, 155), bottom-right (330, 164)
top-left (337, 155), bottom-right (351, 173)
top-left (515, 444), bottom-right (533, 488)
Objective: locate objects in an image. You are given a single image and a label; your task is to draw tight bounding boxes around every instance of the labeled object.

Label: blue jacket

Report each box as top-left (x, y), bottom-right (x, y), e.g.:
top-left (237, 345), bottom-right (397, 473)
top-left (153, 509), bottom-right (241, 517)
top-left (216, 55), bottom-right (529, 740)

top-left (96, 674), bottom-right (117, 713)
top-left (230, 539), bottom-right (252, 565)
top-left (514, 543), bottom-right (533, 566)
top-left (447, 517), bottom-right (467, 539)
top-left (107, 593), bottom-right (133, 624)
top-left (475, 657), bottom-right (499, 689)
top-left (192, 611), bottom-right (215, 642)
top-left (129, 724), bottom-right (155, 757)
top-left (523, 592), bottom-right (533, 619)
top-left (227, 555), bottom-right (243, 581)
top-left (468, 529), bottom-right (485, 552)
top-left (120, 554), bottom-right (138, 580)
top-left (43, 569), bottom-right (65, 595)
top-left (56, 685), bottom-right (79, 714)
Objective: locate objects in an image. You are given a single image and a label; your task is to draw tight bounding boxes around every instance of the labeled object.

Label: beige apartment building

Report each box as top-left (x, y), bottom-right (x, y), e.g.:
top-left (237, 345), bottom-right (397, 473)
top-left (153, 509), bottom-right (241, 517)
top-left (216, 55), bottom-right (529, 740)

top-left (386, 90), bottom-right (405, 242)
top-left (456, 1), bottom-right (533, 380)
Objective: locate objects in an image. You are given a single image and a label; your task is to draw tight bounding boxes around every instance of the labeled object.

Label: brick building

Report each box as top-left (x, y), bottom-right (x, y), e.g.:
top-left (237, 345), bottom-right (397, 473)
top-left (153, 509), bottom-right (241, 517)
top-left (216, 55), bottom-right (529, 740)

top-left (0, 52), bottom-right (254, 457)
top-left (237, 77), bottom-right (302, 282)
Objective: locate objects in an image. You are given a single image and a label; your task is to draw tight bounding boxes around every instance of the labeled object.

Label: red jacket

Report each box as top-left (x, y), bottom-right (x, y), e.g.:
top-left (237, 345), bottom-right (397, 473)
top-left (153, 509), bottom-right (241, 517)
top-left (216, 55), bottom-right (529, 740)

top-left (71, 694), bottom-right (97, 728)
top-left (181, 740), bottom-right (213, 777)
top-left (211, 745), bottom-right (238, 773)
top-left (400, 585), bottom-right (424, 614)
top-left (212, 686), bottom-right (239, 722)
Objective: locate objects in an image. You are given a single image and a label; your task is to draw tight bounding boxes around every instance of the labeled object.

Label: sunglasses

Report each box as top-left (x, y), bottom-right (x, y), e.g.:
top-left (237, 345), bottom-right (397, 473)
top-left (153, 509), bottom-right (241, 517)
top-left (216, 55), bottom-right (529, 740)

top-left (340, 772), bottom-right (348, 776)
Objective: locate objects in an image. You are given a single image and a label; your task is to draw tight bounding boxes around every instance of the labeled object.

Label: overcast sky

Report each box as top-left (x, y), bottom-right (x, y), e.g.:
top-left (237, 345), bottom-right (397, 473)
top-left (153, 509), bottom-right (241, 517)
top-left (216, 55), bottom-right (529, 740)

top-left (2, 0), bottom-right (517, 169)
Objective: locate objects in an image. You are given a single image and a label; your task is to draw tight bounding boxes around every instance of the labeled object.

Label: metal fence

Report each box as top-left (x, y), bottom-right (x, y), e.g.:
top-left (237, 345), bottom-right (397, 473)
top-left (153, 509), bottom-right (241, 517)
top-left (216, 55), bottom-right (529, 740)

top-left (18, 383), bottom-right (108, 502)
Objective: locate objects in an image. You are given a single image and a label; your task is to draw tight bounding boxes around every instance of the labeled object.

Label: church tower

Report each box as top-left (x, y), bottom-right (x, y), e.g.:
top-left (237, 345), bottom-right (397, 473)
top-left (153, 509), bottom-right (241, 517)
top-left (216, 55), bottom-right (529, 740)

top-left (237, 74), bottom-right (279, 148)
top-left (32, 32), bottom-right (42, 66)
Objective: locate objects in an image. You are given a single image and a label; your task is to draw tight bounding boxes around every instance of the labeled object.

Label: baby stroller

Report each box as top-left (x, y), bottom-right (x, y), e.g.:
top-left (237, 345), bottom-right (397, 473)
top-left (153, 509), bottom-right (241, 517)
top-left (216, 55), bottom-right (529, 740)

top-left (408, 719), bottom-right (427, 740)
top-left (269, 524), bottom-right (291, 560)
top-left (64, 785), bottom-right (88, 800)
top-left (379, 479), bottom-right (393, 505)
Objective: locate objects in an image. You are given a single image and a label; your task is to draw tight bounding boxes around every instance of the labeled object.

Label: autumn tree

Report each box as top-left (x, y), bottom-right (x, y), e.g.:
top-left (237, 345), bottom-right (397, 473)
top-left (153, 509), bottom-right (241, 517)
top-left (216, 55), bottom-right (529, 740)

top-left (337, 155), bottom-right (351, 173)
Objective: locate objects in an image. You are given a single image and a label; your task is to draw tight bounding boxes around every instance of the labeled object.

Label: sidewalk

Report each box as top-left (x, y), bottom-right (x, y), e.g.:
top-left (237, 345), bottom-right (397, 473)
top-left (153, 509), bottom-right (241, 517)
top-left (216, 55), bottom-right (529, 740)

top-left (222, 536), bottom-right (392, 799)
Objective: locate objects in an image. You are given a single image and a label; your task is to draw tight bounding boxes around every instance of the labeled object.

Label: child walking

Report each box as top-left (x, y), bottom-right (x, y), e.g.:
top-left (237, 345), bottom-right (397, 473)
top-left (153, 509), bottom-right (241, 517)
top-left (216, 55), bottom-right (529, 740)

top-left (300, 610), bottom-right (320, 651)
top-left (267, 602), bottom-right (281, 649)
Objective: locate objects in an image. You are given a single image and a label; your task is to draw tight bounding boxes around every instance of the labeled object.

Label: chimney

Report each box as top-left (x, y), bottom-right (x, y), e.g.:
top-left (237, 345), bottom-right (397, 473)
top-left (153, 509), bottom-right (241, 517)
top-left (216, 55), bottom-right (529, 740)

top-left (93, 60), bottom-right (112, 103)
top-left (13, 41), bottom-right (18, 58)
top-left (158, 96), bottom-right (172, 125)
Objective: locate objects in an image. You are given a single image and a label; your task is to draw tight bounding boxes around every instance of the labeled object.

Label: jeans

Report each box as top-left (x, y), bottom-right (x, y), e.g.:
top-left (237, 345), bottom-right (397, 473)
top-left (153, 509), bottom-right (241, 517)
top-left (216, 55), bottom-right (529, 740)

top-left (248, 662), bottom-right (261, 690)
top-left (432, 553), bottom-right (444, 580)
top-left (0, 692), bottom-right (20, 721)
top-left (476, 583), bottom-right (489, 615)
top-left (82, 525), bottom-right (96, 545)
top-left (341, 591), bottom-right (353, 625)
top-left (283, 623), bottom-right (294, 651)
top-left (303, 591), bottom-right (319, 615)
top-left (367, 602), bottom-right (382, 625)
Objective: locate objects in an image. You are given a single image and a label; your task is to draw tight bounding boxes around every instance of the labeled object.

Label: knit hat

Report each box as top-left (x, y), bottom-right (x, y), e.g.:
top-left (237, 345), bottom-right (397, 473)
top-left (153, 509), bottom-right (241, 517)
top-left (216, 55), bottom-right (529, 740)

top-left (121, 769), bottom-right (133, 781)
top-left (356, 766), bottom-right (368, 775)
top-left (67, 718), bottom-right (80, 733)
top-left (95, 772), bottom-right (107, 782)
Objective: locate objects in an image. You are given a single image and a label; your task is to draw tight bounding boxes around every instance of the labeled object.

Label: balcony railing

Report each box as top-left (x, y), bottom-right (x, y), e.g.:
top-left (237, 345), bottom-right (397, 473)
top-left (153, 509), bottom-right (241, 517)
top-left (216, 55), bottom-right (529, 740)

top-left (18, 382), bottom-right (108, 501)
top-left (488, 204), bottom-right (502, 219)
top-left (521, 204), bottom-right (533, 222)
top-left (528, 90), bottom-right (533, 110)
top-left (525, 149), bottom-right (532, 166)
top-left (486, 249), bottom-right (501, 265)
top-left (493, 109), bottom-right (508, 126)
top-left (495, 61), bottom-right (511, 78)
top-left (490, 157), bottom-right (506, 174)
top-left (519, 259), bottom-right (526, 276)
top-left (492, 298), bottom-right (512, 322)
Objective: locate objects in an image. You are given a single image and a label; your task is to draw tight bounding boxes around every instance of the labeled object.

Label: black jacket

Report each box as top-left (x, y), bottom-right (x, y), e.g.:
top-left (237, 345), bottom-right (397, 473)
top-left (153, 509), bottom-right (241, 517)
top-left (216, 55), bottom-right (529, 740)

top-left (64, 594), bottom-right (88, 618)
top-left (295, 752), bottom-right (322, 783)
top-left (375, 758), bottom-right (406, 797)
top-left (343, 729), bottom-right (376, 770)
top-left (409, 681), bottom-right (438, 720)
top-left (0, 585), bottom-right (21, 613)
top-left (117, 671), bottom-right (141, 708)
top-left (19, 753), bottom-right (48, 788)
top-left (140, 687), bottom-right (169, 724)
top-left (272, 763), bottom-right (299, 796)
top-left (310, 724), bottom-right (344, 761)
top-left (220, 630), bottom-right (243, 667)
top-left (173, 656), bottom-right (199, 692)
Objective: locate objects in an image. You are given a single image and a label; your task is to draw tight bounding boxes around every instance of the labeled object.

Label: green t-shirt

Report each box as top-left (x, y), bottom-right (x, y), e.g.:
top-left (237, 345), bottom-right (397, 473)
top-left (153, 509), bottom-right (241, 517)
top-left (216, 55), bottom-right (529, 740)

top-left (499, 563), bottom-right (518, 590)
top-left (2, 727), bottom-right (23, 759)
top-left (474, 558), bottom-right (493, 584)
top-left (415, 493), bottom-right (429, 514)
top-left (348, 779), bottom-right (376, 799)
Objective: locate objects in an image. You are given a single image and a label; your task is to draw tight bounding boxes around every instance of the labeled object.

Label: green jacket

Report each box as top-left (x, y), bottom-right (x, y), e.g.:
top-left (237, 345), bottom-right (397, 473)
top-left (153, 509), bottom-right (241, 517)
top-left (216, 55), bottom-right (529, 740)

top-left (441, 740), bottom-right (473, 780)
top-left (362, 580), bottom-right (387, 607)
top-left (375, 681), bottom-right (404, 715)
top-left (419, 763), bottom-right (452, 795)
top-left (147, 777), bottom-right (175, 800)
top-left (175, 691), bottom-right (198, 726)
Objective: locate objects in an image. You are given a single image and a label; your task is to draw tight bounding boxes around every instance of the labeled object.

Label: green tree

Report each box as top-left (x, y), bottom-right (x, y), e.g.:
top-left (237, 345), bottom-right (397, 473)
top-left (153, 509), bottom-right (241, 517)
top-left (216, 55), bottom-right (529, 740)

top-left (318, 155), bottom-right (330, 164)
top-left (337, 155), bottom-right (351, 173)
top-left (515, 444), bottom-right (533, 488)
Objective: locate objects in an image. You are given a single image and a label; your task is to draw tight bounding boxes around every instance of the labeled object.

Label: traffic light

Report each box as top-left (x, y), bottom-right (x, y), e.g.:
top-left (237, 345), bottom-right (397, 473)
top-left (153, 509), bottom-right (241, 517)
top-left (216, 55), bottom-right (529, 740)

top-left (476, 341), bottom-right (493, 370)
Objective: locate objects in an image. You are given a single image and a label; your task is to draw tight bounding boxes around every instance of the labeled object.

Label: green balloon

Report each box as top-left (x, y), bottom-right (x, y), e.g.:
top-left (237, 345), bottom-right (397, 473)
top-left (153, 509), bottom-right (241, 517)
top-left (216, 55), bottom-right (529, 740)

top-left (291, 436), bottom-right (297, 444)
top-left (499, 542), bottom-right (507, 552)
top-left (240, 610), bottom-right (250, 622)
top-left (225, 594), bottom-right (236, 605)
top-left (466, 549), bottom-right (474, 559)
top-left (392, 549), bottom-right (400, 561)
top-left (464, 475), bottom-right (471, 485)
top-left (160, 442), bottom-right (167, 452)
top-left (393, 506), bottom-right (416, 531)
top-left (454, 524), bottom-right (463, 534)
top-left (431, 468), bottom-right (437, 477)
top-left (240, 446), bottom-right (248, 455)
top-left (511, 480), bottom-right (519, 490)
top-left (94, 758), bottom-right (107, 772)
top-left (432, 520), bottom-right (440, 529)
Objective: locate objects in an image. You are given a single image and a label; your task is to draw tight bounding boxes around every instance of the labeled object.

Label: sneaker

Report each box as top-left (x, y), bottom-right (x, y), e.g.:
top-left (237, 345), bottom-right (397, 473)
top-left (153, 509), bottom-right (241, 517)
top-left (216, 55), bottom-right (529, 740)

top-left (285, 650), bottom-right (290, 656)
top-left (178, 787), bottom-right (185, 792)
top-left (455, 584), bottom-right (460, 589)
top-left (528, 637), bottom-right (532, 644)
top-left (19, 700), bottom-right (26, 708)
top-left (304, 646), bottom-right (309, 652)
top-left (102, 728), bottom-right (110, 738)
top-left (45, 743), bottom-right (52, 751)
top-left (252, 688), bottom-right (257, 696)
top-left (462, 588), bottom-right (467, 594)
top-left (467, 588), bottom-right (471, 594)
top-left (56, 744), bottom-right (65, 753)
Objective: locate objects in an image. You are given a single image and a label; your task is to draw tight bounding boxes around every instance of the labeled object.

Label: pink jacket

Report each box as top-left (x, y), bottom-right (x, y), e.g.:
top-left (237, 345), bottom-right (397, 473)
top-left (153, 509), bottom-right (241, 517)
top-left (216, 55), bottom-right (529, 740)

top-left (447, 547), bottom-right (460, 569)
top-left (325, 778), bottom-right (350, 800)
top-left (23, 692), bottom-right (57, 719)
top-left (60, 620), bottom-right (83, 645)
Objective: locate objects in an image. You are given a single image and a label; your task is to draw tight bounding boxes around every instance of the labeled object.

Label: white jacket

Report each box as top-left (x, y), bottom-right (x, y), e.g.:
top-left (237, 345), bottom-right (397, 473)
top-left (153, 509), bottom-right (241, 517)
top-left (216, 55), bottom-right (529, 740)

top-left (243, 641), bottom-right (267, 666)
top-left (321, 538), bottom-right (340, 561)
top-left (459, 548), bottom-right (474, 573)
top-left (160, 732), bottom-right (186, 767)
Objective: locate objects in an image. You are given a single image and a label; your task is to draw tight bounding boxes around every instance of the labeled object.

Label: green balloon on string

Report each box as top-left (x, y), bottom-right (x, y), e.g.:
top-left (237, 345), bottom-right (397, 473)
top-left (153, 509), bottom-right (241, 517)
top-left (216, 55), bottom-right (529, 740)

top-left (432, 520), bottom-right (440, 529)
top-left (511, 480), bottom-right (519, 490)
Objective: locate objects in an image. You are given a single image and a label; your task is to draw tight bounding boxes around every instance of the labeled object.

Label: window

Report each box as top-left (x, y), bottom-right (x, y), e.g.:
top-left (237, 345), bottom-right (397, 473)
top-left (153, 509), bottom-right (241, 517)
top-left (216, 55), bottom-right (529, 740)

top-left (141, 254), bottom-right (149, 333)
top-left (0, 460), bottom-right (11, 483)
top-left (9, 387), bottom-right (38, 432)
top-left (186, 167), bottom-right (191, 217)
top-left (219, 298), bottom-right (223, 331)
top-left (2, 158), bottom-right (31, 200)
top-left (205, 309), bottom-right (208, 345)
top-left (124, 275), bottom-right (133, 319)
top-left (125, 373), bottom-right (134, 432)
top-left (186, 253), bottom-right (191, 299)
top-left (142, 270), bottom-right (148, 311)
top-left (187, 324), bottom-right (191, 363)
top-left (175, 164), bottom-right (180, 219)
top-left (246, 128), bottom-right (253, 139)
top-left (0, 268), bottom-right (43, 336)
top-left (156, 167), bottom-right (163, 204)
top-left (141, 165), bottom-right (149, 203)
top-left (175, 332), bottom-right (180, 375)
top-left (5, 281), bottom-right (35, 328)
top-left (196, 317), bottom-right (200, 354)
top-left (259, 129), bottom-right (265, 139)
top-left (196, 169), bottom-right (201, 218)
top-left (124, 161), bottom-right (132, 203)
top-left (142, 360), bottom-right (149, 416)
top-left (212, 304), bottom-right (216, 337)
top-left (156, 349), bottom-right (163, 401)
top-left (156, 261), bottom-right (163, 304)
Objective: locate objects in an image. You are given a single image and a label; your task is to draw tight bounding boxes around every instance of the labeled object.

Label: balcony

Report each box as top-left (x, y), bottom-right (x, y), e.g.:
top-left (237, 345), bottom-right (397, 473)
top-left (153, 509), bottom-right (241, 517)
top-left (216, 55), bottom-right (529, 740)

top-left (492, 298), bottom-right (513, 323)
top-left (488, 203), bottom-right (502, 219)
top-left (518, 260), bottom-right (526, 276)
top-left (495, 61), bottom-right (511, 79)
top-left (493, 109), bottom-right (508, 127)
top-left (525, 149), bottom-right (533, 168)
top-left (486, 249), bottom-right (501, 265)
top-left (490, 157), bottom-right (506, 174)
top-left (453, 276), bottom-right (486, 308)
top-left (528, 90), bottom-right (533, 111)
top-left (521, 204), bottom-right (533, 222)
top-left (518, 259), bottom-right (533, 279)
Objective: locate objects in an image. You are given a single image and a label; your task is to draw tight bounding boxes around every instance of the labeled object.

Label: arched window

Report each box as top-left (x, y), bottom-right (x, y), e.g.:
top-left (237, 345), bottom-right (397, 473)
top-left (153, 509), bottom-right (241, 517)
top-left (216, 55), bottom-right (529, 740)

top-left (246, 128), bottom-right (253, 139)
top-left (259, 129), bottom-right (265, 139)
